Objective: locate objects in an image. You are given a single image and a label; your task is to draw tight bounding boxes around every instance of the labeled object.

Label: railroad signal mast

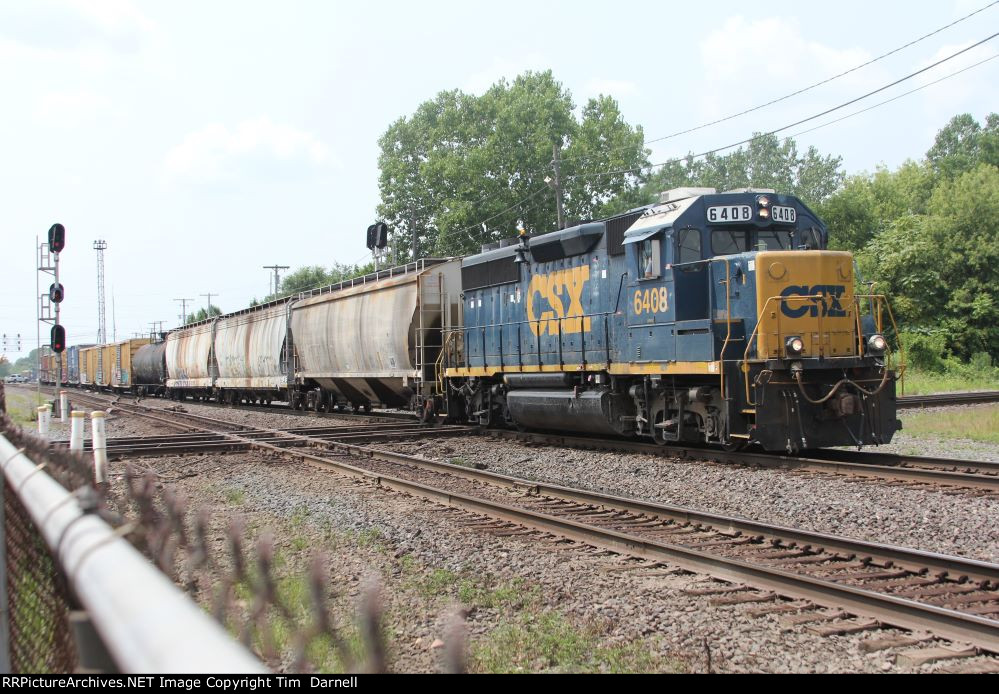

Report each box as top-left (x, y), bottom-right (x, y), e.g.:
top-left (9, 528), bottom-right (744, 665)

top-left (39, 224), bottom-right (67, 413)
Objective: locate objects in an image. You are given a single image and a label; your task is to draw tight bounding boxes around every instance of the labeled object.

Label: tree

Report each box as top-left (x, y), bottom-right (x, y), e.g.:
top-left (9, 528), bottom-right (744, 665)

top-left (599, 133), bottom-right (844, 218)
top-left (185, 305), bottom-right (222, 324)
top-left (859, 163), bottom-right (999, 359)
top-left (376, 71), bottom-right (648, 258)
top-left (926, 112), bottom-right (999, 179)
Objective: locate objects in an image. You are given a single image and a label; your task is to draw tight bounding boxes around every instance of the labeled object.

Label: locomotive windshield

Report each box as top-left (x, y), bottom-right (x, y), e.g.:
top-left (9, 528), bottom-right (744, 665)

top-left (711, 227), bottom-right (796, 255)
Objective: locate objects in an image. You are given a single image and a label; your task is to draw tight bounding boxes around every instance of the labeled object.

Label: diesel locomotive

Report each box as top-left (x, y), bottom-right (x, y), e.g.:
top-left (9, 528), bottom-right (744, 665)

top-left (441, 187), bottom-right (902, 452)
top-left (49, 187), bottom-right (902, 453)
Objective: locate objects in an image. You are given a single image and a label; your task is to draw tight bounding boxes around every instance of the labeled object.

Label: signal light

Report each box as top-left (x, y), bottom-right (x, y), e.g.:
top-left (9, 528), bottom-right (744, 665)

top-left (48, 223), bottom-right (66, 253)
top-left (51, 325), bottom-right (66, 353)
top-left (49, 282), bottom-right (65, 303)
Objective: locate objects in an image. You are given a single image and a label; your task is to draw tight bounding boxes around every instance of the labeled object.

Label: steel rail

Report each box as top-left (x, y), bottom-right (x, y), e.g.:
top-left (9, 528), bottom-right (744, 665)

top-left (62, 388), bottom-right (999, 490)
top-left (487, 430), bottom-right (999, 492)
top-left (898, 391), bottom-right (999, 409)
top-left (59, 396), bottom-right (999, 652)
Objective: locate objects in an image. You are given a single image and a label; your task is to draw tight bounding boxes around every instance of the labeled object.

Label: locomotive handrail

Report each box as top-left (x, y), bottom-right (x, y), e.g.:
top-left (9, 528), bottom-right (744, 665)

top-left (742, 293), bottom-right (832, 406)
top-left (741, 293), bottom-right (905, 406)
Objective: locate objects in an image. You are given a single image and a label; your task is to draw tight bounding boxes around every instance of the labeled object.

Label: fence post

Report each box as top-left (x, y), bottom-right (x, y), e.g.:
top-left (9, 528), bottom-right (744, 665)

top-left (37, 406), bottom-right (49, 435)
top-left (90, 411), bottom-right (107, 484)
top-left (70, 411), bottom-right (85, 452)
top-left (60, 391), bottom-right (68, 423)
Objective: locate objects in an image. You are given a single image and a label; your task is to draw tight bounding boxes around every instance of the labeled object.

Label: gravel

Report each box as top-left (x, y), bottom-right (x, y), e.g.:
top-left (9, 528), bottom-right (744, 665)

top-left (24, 390), bottom-right (998, 672)
top-left (104, 447), bottom-right (996, 673)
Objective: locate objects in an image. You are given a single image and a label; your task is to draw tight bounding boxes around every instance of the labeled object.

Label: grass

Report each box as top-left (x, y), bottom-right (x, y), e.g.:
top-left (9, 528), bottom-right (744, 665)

top-left (224, 488), bottom-right (246, 505)
top-left (230, 568), bottom-right (365, 672)
top-left (3, 388), bottom-right (47, 426)
top-left (901, 404), bottom-right (999, 444)
top-left (410, 568), bottom-right (540, 610)
top-left (900, 368), bottom-right (999, 396)
top-left (471, 611), bottom-right (683, 674)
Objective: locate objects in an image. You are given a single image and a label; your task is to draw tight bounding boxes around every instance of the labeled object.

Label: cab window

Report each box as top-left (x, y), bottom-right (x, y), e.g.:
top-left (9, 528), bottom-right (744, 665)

top-left (711, 229), bottom-right (748, 256)
top-left (677, 228), bottom-right (701, 264)
top-left (638, 238), bottom-right (661, 279)
top-left (756, 230), bottom-right (793, 250)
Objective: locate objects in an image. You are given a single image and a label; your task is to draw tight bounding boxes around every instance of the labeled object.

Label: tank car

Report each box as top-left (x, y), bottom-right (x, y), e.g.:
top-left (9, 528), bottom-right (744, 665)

top-left (133, 340), bottom-right (168, 396)
top-left (440, 187), bottom-right (901, 452)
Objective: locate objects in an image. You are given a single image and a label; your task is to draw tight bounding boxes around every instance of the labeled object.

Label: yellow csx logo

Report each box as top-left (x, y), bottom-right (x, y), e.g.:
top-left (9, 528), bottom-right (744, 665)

top-left (526, 266), bottom-right (591, 336)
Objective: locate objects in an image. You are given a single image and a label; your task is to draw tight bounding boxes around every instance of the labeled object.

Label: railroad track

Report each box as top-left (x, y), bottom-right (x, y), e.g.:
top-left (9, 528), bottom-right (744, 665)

top-left (897, 391), bottom-right (999, 409)
top-left (43, 389), bottom-right (999, 658)
top-left (48, 387), bottom-right (999, 494)
top-left (488, 431), bottom-right (999, 494)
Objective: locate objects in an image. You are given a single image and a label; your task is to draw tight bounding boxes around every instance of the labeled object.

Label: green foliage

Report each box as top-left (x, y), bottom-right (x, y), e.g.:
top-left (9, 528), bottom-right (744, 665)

top-left (600, 132), bottom-right (844, 217)
top-left (926, 112), bottom-right (999, 179)
top-left (185, 305), bottom-right (222, 325)
top-left (376, 70), bottom-right (648, 258)
top-left (471, 611), bottom-right (682, 673)
top-left (899, 330), bottom-right (949, 373)
top-left (0, 357), bottom-right (11, 378)
top-left (860, 162), bottom-right (999, 359)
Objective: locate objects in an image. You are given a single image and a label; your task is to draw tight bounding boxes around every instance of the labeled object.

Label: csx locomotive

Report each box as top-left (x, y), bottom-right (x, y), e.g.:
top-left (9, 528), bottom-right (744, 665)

top-left (47, 187), bottom-right (901, 453)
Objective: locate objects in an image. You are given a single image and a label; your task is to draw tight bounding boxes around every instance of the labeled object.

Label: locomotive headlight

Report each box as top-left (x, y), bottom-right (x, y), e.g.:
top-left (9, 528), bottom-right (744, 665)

top-left (758, 196), bottom-right (771, 208)
top-left (785, 336), bottom-right (805, 356)
top-left (759, 208), bottom-right (770, 219)
top-left (867, 334), bottom-right (887, 355)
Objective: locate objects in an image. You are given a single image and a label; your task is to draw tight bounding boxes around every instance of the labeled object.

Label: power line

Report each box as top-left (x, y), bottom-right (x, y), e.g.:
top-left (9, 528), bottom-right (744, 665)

top-left (558, 0), bottom-right (999, 166)
top-left (567, 31), bottom-right (999, 184)
top-left (789, 53), bottom-right (999, 139)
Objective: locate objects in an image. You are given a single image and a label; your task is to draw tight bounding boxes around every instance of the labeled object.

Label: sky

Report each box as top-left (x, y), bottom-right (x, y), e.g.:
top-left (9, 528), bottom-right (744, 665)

top-left (1, 0), bottom-right (997, 361)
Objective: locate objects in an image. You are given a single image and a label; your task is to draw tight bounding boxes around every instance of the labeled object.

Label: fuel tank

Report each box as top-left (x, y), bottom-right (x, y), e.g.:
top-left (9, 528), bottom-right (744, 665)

top-left (505, 389), bottom-right (634, 436)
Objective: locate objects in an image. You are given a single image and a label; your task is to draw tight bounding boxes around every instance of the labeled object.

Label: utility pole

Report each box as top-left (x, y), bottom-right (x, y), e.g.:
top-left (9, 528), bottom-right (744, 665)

top-left (174, 297), bottom-right (193, 326)
top-left (200, 293), bottom-right (218, 318)
top-left (550, 142), bottom-right (566, 230)
top-left (263, 264), bottom-right (289, 297)
top-left (94, 240), bottom-right (107, 344)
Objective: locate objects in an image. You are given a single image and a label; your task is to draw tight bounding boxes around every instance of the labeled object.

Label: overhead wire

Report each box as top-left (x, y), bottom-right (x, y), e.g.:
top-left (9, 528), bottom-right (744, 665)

top-left (566, 32), bottom-right (999, 183)
top-left (557, 0), bottom-right (999, 166)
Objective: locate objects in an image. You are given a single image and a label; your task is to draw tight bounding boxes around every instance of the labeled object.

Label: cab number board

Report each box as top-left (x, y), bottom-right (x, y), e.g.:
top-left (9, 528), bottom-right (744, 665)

top-left (771, 205), bottom-right (797, 223)
top-left (707, 205), bottom-right (752, 223)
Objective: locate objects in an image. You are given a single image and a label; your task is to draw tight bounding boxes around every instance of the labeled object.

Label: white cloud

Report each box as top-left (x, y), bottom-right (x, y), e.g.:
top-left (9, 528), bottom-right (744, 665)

top-left (700, 16), bottom-right (870, 83)
top-left (163, 117), bottom-right (334, 184)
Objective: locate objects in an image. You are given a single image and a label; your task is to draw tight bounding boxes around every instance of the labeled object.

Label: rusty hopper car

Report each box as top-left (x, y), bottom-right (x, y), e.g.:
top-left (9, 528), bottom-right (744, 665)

top-left (289, 259), bottom-right (461, 414)
top-left (132, 341), bottom-right (168, 396)
top-left (165, 321), bottom-right (216, 399)
top-left (214, 302), bottom-right (292, 405)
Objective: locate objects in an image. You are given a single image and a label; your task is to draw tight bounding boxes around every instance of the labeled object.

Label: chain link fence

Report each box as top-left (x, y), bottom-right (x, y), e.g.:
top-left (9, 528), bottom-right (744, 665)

top-left (0, 383), bottom-right (465, 673)
top-left (3, 479), bottom-right (77, 672)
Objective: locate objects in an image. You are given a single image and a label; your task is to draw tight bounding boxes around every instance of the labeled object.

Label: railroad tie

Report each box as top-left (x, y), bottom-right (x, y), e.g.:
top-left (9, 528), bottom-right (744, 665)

top-left (894, 645), bottom-right (977, 668)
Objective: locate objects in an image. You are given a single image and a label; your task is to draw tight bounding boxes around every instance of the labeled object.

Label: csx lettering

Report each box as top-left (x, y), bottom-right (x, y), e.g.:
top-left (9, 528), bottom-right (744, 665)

top-left (780, 284), bottom-right (847, 318)
top-left (526, 266), bottom-right (591, 336)
top-left (633, 287), bottom-right (668, 316)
